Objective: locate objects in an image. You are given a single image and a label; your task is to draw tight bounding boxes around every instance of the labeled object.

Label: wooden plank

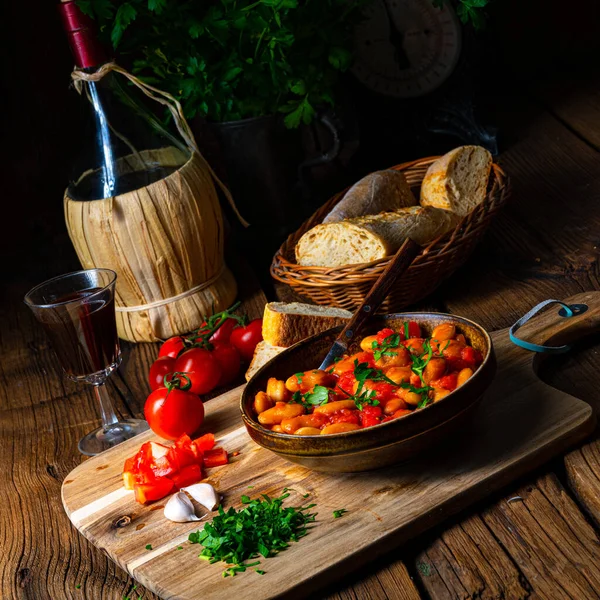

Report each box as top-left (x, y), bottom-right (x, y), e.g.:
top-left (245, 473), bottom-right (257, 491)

top-left (482, 472), bottom-right (600, 600)
top-left (532, 75), bottom-right (600, 150)
top-left (414, 514), bottom-right (531, 599)
top-left (61, 312), bottom-right (595, 599)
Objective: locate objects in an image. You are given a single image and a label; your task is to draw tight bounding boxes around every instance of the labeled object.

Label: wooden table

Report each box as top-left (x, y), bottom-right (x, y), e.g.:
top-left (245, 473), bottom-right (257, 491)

top-left (3, 76), bottom-right (600, 600)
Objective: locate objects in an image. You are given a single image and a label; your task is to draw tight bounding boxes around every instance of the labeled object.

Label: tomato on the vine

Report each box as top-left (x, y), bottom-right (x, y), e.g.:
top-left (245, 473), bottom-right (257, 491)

top-left (144, 374), bottom-right (205, 440)
top-left (148, 356), bottom-right (175, 391)
top-left (158, 336), bottom-right (187, 359)
top-left (208, 317), bottom-right (239, 344)
top-left (211, 341), bottom-right (241, 386)
top-left (230, 318), bottom-right (263, 361)
top-left (174, 348), bottom-right (221, 395)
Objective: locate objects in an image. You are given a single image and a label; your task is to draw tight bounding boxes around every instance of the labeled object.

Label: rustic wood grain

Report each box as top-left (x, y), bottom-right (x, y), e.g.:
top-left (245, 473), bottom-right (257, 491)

top-left (414, 514), bottom-right (531, 599)
top-left (61, 307), bottom-right (596, 599)
top-left (482, 472), bottom-right (600, 600)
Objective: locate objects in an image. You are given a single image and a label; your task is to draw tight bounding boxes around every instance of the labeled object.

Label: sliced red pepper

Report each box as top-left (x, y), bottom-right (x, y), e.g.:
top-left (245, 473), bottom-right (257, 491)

top-left (170, 464), bottom-right (202, 489)
top-left (436, 373), bottom-right (458, 391)
top-left (203, 447), bottom-right (228, 468)
top-left (376, 327), bottom-right (395, 344)
top-left (193, 433), bottom-right (215, 452)
top-left (407, 321), bottom-right (421, 339)
top-left (122, 456), bottom-right (138, 490)
top-left (134, 476), bottom-right (174, 504)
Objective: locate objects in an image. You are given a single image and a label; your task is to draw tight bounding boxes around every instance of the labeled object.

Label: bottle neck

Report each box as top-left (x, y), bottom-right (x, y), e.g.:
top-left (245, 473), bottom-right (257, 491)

top-left (58, 1), bottom-right (107, 69)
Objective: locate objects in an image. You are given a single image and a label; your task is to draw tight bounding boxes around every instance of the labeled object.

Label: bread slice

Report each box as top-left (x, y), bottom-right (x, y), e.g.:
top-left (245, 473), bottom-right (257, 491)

top-left (245, 341), bottom-right (286, 381)
top-left (420, 146), bottom-right (492, 216)
top-left (295, 207), bottom-right (459, 267)
top-left (262, 302), bottom-right (351, 346)
top-left (323, 170), bottom-right (417, 224)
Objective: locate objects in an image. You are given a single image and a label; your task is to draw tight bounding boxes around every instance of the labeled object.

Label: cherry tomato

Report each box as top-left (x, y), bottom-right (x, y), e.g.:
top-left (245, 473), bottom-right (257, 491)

top-left (148, 356), bottom-right (175, 391)
top-left (359, 405), bottom-right (383, 428)
top-left (159, 336), bottom-right (187, 359)
top-left (336, 371), bottom-right (356, 397)
top-left (330, 408), bottom-right (360, 425)
top-left (211, 341), bottom-right (241, 386)
top-left (209, 317), bottom-right (239, 344)
top-left (230, 318), bottom-right (263, 361)
top-left (174, 348), bottom-right (222, 395)
top-left (461, 346), bottom-right (483, 368)
top-left (144, 386), bottom-right (205, 440)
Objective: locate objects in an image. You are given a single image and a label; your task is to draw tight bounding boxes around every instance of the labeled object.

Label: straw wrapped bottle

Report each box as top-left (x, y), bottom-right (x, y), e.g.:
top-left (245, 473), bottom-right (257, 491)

top-left (59, 1), bottom-right (244, 342)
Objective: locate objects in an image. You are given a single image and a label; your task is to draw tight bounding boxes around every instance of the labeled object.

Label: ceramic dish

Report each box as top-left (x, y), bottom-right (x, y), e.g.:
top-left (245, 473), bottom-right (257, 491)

top-left (240, 313), bottom-right (496, 472)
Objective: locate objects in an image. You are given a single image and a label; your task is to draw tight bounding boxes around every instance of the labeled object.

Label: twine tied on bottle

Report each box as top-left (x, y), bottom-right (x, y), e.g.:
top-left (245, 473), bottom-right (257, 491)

top-left (71, 62), bottom-right (249, 227)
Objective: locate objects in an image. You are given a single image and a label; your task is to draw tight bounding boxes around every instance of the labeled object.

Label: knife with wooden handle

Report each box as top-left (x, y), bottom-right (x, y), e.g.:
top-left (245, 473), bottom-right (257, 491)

top-left (318, 238), bottom-right (421, 370)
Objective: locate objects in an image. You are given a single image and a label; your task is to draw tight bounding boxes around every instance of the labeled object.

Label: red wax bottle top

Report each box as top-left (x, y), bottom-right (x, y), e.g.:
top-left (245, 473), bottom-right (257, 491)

top-left (58, 0), bottom-right (107, 69)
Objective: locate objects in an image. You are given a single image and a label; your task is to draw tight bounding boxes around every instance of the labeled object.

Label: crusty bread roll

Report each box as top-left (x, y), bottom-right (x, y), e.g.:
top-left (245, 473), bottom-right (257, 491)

top-left (420, 146), bottom-right (492, 216)
top-left (262, 302), bottom-right (351, 347)
top-left (245, 341), bottom-right (286, 381)
top-left (295, 207), bottom-right (459, 267)
top-left (322, 170), bottom-right (417, 224)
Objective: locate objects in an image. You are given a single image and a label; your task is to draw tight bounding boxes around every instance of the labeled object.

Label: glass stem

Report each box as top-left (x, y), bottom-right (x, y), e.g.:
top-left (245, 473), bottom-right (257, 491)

top-left (94, 383), bottom-right (119, 431)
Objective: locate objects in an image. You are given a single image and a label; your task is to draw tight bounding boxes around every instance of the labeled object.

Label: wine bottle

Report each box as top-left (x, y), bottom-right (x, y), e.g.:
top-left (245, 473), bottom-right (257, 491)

top-left (59, 0), bottom-right (191, 201)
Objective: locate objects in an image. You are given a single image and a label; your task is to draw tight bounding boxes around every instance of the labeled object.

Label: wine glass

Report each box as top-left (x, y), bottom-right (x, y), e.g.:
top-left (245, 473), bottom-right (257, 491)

top-left (24, 269), bottom-right (149, 455)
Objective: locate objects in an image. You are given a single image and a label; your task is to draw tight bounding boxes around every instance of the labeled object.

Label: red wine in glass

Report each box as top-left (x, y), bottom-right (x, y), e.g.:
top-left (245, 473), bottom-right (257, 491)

top-left (24, 269), bottom-right (149, 455)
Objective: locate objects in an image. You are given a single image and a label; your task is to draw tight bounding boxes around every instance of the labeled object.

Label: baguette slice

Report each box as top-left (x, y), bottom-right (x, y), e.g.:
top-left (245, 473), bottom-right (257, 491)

top-left (323, 170), bottom-right (417, 224)
top-left (262, 302), bottom-right (351, 347)
top-left (245, 341), bottom-right (286, 381)
top-left (295, 207), bottom-right (459, 267)
top-left (420, 145), bottom-right (492, 216)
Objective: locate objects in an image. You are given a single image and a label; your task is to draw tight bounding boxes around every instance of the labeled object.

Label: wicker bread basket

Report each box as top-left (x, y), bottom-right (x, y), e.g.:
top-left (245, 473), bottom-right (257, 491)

top-left (270, 156), bottom-right (510, 312)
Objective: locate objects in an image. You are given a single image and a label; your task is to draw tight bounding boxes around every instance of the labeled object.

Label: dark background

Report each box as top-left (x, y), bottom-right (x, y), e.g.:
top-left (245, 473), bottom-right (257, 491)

top-left (2, 0), bottom-right (599, 288)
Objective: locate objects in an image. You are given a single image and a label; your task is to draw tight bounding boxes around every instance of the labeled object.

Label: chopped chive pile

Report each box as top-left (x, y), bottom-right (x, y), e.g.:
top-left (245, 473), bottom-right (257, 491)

top-left (188, 492), bottom-right (317, 577)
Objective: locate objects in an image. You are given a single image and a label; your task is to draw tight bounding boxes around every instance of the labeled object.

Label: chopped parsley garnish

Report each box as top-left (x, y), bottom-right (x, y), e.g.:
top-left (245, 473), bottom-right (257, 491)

top-left (333, 509), bottom-right (348, 519)
top-left (75, 584), bottom-right (81, 589)
top-left (290, 385), bottom-right (330, 409)
top-left (409, 339), bottom-right (434, 383)
top-left (354, 361), bottom-right (399, 387)
top-left (371, 333), bottom-right (401, 361)
top-left (145, 544), bottom-right (152, 550)
top-left (403, 321), bottom-right (410, 340)
top-left (188, 492), bottom-right (317, 577)
top-left (177, 546), bottom-right (183, 550)
top-left (294, 372), bottom-right (304, 384)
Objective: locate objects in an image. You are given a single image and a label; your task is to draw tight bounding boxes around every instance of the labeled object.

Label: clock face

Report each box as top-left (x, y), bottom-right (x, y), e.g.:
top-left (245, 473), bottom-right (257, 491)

top-left (352, 0), bottom-right (462, 98)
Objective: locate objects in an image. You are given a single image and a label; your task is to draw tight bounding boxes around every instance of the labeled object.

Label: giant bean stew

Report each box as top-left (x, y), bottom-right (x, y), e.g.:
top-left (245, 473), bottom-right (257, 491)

top-left (253, 322), bottom-right (484, 435)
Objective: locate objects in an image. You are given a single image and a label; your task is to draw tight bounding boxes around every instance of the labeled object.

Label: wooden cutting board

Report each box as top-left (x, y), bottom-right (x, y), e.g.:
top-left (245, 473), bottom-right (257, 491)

top-left (62, 291), bottom-right (599, 600)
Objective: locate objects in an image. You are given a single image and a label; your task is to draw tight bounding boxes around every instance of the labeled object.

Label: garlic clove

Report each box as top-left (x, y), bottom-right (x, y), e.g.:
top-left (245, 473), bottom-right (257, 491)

top-left (181, 483), bottom-right (221, 511)
top-left (164, 491), bottom-right (203, 523)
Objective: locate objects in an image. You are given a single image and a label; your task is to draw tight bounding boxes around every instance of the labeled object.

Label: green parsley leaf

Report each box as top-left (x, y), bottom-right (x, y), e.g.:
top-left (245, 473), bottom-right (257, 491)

top-left (333, 509), bottom-right (348, 518)
top-left (188, 492), bottom-right (317, 577)
top-left (145, 544), bottom-right (152, 550)
top-left (256, 569), bottom-right (266, 575)
top-left (177, 546), bottom-right (183, 550)
top-left (290, 385), bottom-right (330, 409)
top-left (371, 333), bottom-right (401, 361)
top-left (294, 372), bottom-right (304, 384)
top-left (241, 495), bottom-right (251, 503)
top-left (75, 584), bottom-right (81, 589)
